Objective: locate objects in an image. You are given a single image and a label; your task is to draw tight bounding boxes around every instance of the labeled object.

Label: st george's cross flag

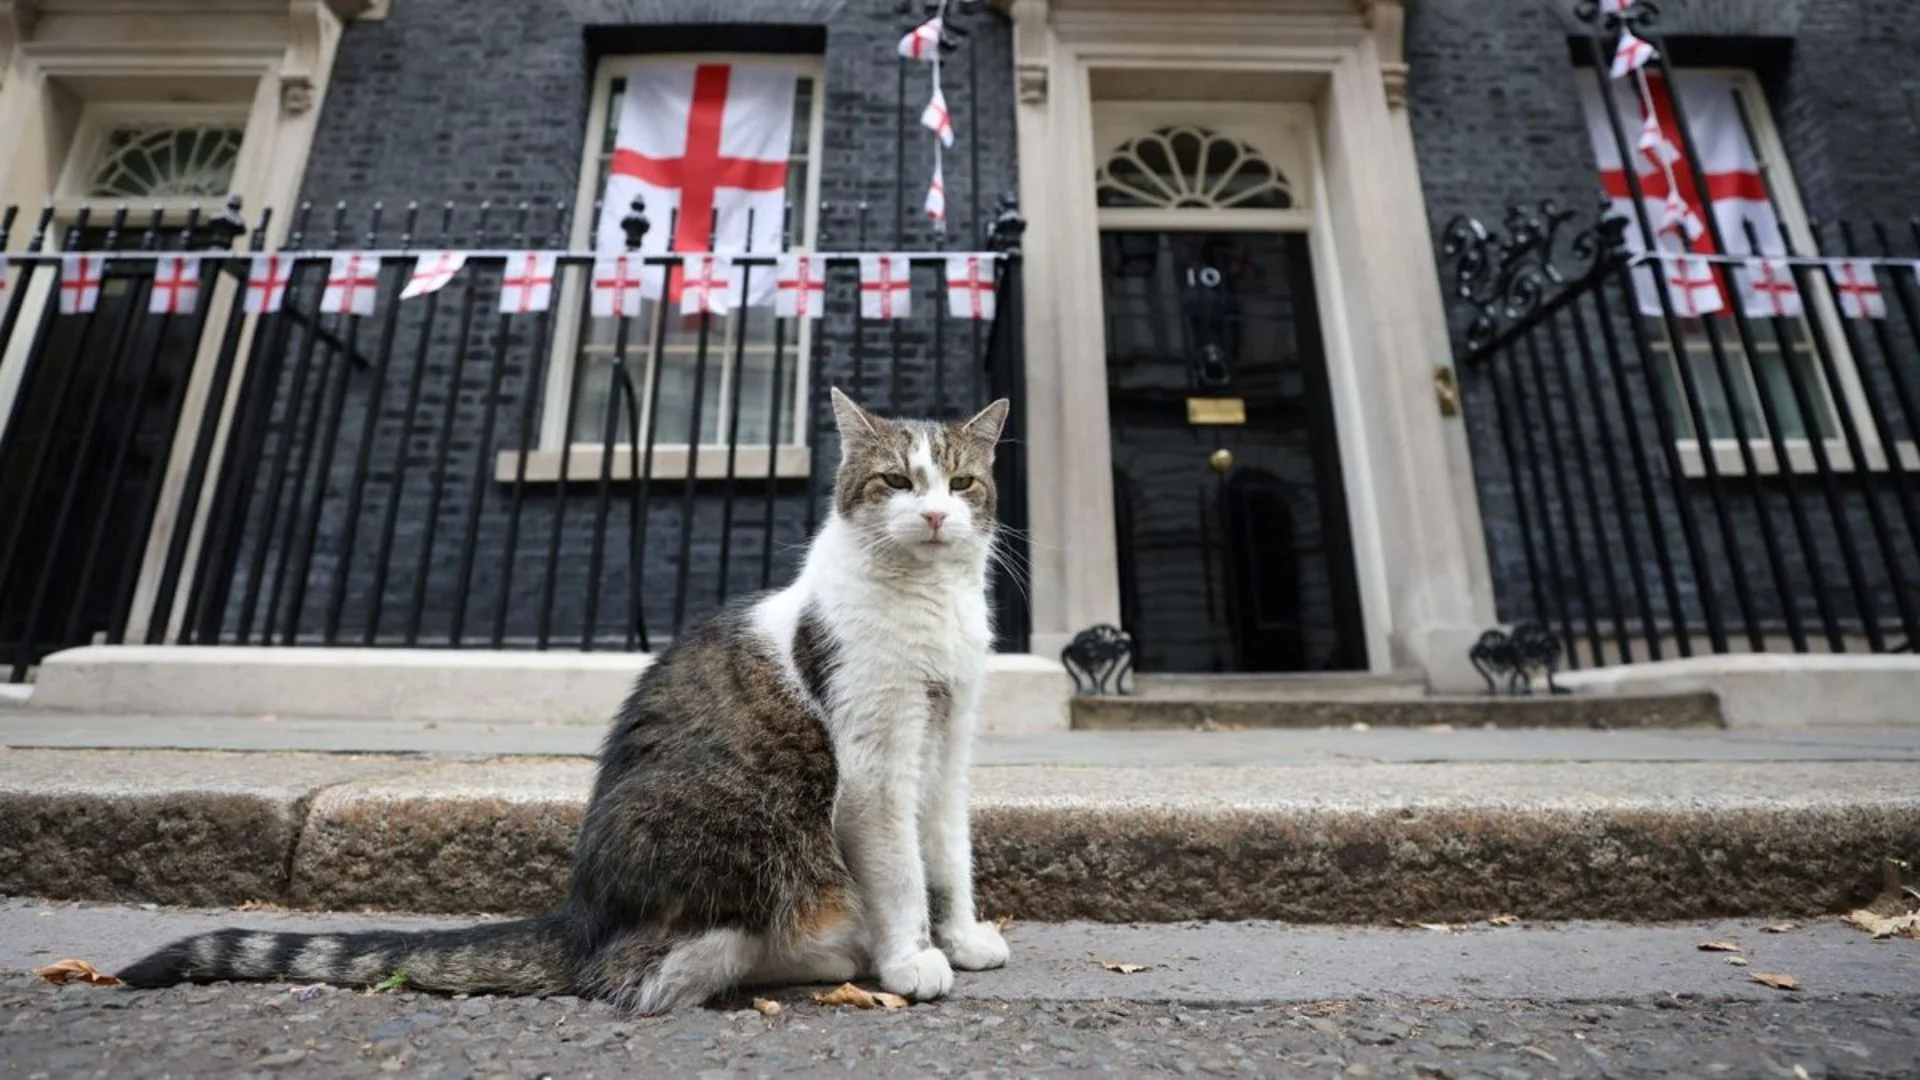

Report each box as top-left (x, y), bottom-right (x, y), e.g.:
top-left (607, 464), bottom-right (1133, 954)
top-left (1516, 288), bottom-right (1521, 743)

top-left (921, 86), bottom-right (954, 148)
top-left (680, 253), bottom-right (740, 317)
top-left (149, 256), bottom-right (201, 316)
top-left (859, 255), bottom-right (912, 321)
top-left (1610, 30), bottom-right (1657, 79)
top-left (321, 253), bottom-right (380, 316)
top-left (945, 254), bottom-right (996, 320)
top-left (400, 251), bottom-right (467, 300)
top-left (1739, 257), bottom-right (1803, 319)
top-left (1581, 70), bottom-right (1782, 316)
top-left (898, 17), bottom-right (942, 61)
top-left (774, 253), bottom-right (828, 320)
top-left (594, 62), bottom-right (796, 307)
top-left (59, 254), bottom-right (106, 315)
top-left (1830, 259), bottom-right (1887, 320)
top-left (245, 255), bottom-right (293, 314)
top-left (925, 159), bottom-right (947, 230)
top-left (0, 256), bottom-right (11, 303)
top-left (498, 253), bottom-right (558, 315)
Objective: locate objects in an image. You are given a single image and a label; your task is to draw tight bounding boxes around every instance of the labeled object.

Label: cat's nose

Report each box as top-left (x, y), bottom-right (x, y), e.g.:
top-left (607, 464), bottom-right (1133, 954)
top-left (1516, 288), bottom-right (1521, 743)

top-left (921, 510), bottom-right (948, 533)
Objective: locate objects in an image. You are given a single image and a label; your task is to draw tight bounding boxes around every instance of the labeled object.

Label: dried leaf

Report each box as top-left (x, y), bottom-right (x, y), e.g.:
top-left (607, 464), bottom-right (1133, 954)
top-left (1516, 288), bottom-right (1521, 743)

top-left (1697, 940), bottom-right (1742, 953)
top-left (812, 983), bottom-right (908, 1010)
top-left (1725, 956), bottom-right (1750, 967)
top-left (1487, 915), bottom-right (1521, 927)
top-left (1752, 972), bottom-right (1800, 991)
top-left (35, 959), bottom-right (121, 987)
top-left (751, 998), bottom-right (782, 1016)
top-left (993, 914), bottom-right (1014, 932)
top-left (1097, 960), bottom-right (1149, 974)
top-left (1416, 923), bottom-right (1464, 934)
top-left (1762, 923), bottom-right (1797, 934)
top-left (1844, 909), bottom-right (1920, 940)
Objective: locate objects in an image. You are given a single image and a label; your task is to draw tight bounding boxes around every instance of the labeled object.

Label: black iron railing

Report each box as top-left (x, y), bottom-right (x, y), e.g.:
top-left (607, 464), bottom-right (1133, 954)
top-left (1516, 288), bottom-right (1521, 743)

top-left (0, 196), bottom-right (1030, 681)
top-left (1440, 1), bottom-right (1919, 667)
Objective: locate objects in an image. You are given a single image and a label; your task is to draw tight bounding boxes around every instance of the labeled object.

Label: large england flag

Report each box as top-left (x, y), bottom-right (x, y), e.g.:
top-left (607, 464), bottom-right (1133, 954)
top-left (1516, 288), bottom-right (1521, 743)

top-left (595, 62), bottom-right (796, 306)
top-left (1580, 71), bottom-right (1783, 316)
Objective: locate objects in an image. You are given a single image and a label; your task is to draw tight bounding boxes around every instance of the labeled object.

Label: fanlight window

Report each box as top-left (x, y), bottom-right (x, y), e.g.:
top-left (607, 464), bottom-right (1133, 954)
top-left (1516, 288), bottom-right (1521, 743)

top-left (1097, 126), bottom-right (1292, 210)
top-left (87, 125), bottom-right (244, 199)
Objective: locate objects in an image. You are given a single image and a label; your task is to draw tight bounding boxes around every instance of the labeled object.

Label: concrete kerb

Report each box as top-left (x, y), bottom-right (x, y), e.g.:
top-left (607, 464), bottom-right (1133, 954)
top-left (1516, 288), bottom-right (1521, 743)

top-left (4, 749), bottom-right (1918, 924)
top-left (28, 646), bottom-right (1074, 733)
top-left (1558, 654), bottom-right (1920, 728)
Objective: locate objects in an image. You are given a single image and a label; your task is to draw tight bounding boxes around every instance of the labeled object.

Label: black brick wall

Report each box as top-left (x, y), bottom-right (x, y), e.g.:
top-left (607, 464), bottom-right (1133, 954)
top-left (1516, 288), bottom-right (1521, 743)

top-left (197, 0), bottom-right (1018, 650)
top-left (1408, 0), bottom-right (1920, 655)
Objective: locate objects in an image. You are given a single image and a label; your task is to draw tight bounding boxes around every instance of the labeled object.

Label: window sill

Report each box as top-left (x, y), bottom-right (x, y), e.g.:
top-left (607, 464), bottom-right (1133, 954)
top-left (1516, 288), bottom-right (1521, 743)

top-left (493, 445), bottom-right (812, 485)
top-left (1677, 439), bottom-right (1920, 478)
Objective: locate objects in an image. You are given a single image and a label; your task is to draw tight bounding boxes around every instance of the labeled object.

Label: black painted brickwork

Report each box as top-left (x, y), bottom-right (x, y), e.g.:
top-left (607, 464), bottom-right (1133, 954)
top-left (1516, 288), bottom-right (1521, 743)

top-left (1407, 0), bottom-right (1920, 651)
top-left (202, 0), bottom-right (1018, 649)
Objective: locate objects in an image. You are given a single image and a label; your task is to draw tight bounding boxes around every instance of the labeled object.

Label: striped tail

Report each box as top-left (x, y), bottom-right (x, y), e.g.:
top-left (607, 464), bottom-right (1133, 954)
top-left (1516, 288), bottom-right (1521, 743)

top-left (115, 915), bottom-right (576, 996)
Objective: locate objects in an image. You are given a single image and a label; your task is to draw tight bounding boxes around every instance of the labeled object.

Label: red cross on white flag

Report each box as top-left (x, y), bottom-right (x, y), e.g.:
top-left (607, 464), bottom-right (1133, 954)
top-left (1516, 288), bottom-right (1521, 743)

top-left (1609, 30), bottom-right (1658, 79)
top-left (59, 254), bottom-right (105, 315)
top-left (595, 62), bottom-right (795, 307)
top-left (0, 255), bottom-right (12, 302)
top-left (400, 251), bottom-right (468, 300)
top-left (1659, 189), bottom-right (1705, 243)
top-left (1739, 257), bottom-right (1802, 318)
top-left (920, 86), bottom-right (955, 148)
top-left (898, 17), bottom-right (942, 61)
top-left (1663, 256), bottom-right (1725, 318)
top-left (322, 253), bottom-right (380, 316)
top-left (149, 255), bottom-right (201, 316)
top-left (925, 160), bottom-right (947, 231)
top-left (774, 253), bottom-right (827, 320)
top-left (499, 253), bottom-right (557, 314)
top-left (591, 254), bottom-right (647, 319)
top-left (1830, 259), bottom-right (1886, 319)
top-left (858, 254), bottom-right (912, 321)
top-left (945, 254), bottom-right (996, 320)
top-left (680, 253), bottom-right (740, 317)
top-left (1601, 0), bottom-right (1631, 12)
top-left (245, 255), bottom-right (293, 314)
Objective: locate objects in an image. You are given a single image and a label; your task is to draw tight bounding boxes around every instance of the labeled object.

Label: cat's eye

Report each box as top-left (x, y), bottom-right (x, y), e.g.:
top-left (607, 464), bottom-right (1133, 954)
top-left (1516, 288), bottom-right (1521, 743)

top-left (949, 476), bottom-right (976, 492)
top-left (880, 473), bottom-right (913, 490)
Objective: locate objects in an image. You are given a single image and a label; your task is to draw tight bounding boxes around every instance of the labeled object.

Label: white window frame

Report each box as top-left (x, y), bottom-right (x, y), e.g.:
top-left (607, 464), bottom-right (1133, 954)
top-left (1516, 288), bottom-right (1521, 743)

top-left (1626, 70), bottom-right (1916, 477)
top-left (53, 102), bottom-right (252, 222)
top-left (503, 52), bottom-right (825, 485)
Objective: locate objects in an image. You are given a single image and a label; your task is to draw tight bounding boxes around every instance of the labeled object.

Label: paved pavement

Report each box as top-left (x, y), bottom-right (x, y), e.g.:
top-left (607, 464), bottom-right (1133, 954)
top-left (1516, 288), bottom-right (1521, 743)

top-left (3, 901), bottom-right (1917, 1078)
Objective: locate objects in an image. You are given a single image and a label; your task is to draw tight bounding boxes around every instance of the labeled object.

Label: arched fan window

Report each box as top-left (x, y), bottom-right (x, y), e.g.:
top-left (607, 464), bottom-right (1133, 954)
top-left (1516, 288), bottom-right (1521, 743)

top-left (86, 125), bottom-right (244, 199)
top-left (1097, 126), bottom-right (1292, 210)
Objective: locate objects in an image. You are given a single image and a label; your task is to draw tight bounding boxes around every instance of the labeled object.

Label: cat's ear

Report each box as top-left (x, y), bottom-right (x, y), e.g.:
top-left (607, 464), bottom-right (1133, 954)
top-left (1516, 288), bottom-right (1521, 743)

top-left (830, 387), bottom-right (884, 443)
top-left (959, 398), bottom-right (1010, 445)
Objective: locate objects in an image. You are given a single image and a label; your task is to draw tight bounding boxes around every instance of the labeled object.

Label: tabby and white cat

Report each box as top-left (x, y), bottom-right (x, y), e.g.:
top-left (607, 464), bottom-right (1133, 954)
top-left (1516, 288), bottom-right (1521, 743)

top-left (118, 388), bottom-right (1013, 1012)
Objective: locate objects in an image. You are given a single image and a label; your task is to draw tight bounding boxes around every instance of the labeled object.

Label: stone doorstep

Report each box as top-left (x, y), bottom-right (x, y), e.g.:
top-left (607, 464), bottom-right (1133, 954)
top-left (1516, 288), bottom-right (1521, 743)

top-left (1070, 692), bottom-right (1725, 731)
top-left (2, 749), bottom-right (1916, 925)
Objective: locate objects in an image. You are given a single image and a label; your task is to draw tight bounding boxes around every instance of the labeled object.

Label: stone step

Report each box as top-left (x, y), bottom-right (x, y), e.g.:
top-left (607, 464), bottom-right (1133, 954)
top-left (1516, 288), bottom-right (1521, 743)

top-left (1071, 691), bottom-right (1724, 730)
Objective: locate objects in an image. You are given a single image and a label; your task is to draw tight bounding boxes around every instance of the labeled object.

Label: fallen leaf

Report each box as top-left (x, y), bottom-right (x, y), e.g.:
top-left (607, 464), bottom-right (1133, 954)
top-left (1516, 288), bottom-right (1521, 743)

top-left (1416, 923), bottom-right (1464, 934)
top-left (35, 959), bottom-right (121, 987)
top-left (1843, 909), bottom-right (1920, 940)
top-left (1725, 956), bottom-right (1750, 967)
top-left (1752, 972), bottom-right (1800, 991)
top-left (1487, 915), bottom-right (1521, 927)
top-left (373, 970), bottom-right (408, 993)
top-left (1097, 960), bottom-right (1149, 974)
top-left (812, 983), bottom-right (908, 1010)
top-left (751, 998), bottom-right (782, 1016)
top-left (993, 914), bottom-right (1014, 932)
top-left (1762, 923), bottom-right (1797, 934)
top-left (1697, 940), bottom-right (1742, 953)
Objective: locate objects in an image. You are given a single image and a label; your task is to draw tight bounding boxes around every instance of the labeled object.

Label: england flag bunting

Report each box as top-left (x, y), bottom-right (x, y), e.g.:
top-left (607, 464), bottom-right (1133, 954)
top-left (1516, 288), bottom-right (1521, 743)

top-left (498, 252), bottom-right (557, 314)
top-left (1830, 259), bottom-right (1886, 320)
top-left (321, 253), bottom-right (380, 316)
top-left (921, 86), bottom-right (954, 148)
top-left (925, 159), bottom-right (947, 230)
top-left (679, 253), bottom-right (740, 317)
top-left (859, 254), bottom-right (912, 321)
top-left (245, 255), bottom-right (293, 314)
top-left (149, 255), bottom-right (201, 316)
top-left (1739, 257), bottom-right (1802, 319)
top-left (0, 255), bottom-right (10, 301)
top-left (774, 253), bottom-right (828, 320)
top-left (1580, 70), bottom-right (1780, 317)
top-left (1609, 30), bottom-right (1657, 79)
top-left (591, 253), bottom-right (647, 319)
top-left (593, 61), bottom-right (795, 307)
top-left (400, 251), bottom-right (467, 300)
top-left (59, 254), bottom-right (105, 315)
top-left (898, 17), bottom-right (942, 61)
top-left (944, 253), bottom-right (996, 320)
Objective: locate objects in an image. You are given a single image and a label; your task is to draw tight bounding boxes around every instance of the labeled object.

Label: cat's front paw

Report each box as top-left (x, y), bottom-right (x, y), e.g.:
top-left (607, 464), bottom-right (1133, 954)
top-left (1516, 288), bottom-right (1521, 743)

top-left (878, 947), bottom-right (954, 1001)
top-left (937, 920), bottom-right (1010, 971)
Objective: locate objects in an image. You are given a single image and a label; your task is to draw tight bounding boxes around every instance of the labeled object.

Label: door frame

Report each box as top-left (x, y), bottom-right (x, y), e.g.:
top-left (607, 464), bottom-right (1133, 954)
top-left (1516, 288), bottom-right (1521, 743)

top-left (1087, 99), bottom-right (1394, 675)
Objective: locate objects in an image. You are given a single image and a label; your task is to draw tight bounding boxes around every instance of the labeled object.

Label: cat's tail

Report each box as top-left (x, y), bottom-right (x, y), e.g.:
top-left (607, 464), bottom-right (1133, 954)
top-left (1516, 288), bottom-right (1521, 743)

top-left (115, 914), bottom-right (578, 996)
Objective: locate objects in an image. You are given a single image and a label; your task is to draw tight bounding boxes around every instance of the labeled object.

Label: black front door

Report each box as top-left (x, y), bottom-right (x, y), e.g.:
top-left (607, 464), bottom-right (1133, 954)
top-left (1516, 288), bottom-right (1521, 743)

top-left (1103, 229), bottom-right (1365, 674)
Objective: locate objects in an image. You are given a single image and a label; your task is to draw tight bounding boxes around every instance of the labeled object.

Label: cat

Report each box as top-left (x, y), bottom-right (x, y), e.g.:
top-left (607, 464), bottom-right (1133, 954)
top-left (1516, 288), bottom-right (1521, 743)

top-left (116, 388), bottom-right (1014, 1012)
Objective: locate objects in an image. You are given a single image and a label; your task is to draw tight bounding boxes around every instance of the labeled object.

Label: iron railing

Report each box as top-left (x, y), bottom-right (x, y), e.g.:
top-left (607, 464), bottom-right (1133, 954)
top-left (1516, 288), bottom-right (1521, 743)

top-left (1441, 6), bottom-right (1917, 668)
top-left (0, 197), bottom-right (1030, 681)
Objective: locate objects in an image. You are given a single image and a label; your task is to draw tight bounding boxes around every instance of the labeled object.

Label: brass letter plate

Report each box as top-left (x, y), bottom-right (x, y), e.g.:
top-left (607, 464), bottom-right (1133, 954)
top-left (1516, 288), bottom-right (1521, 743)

top-left (1186, 396), bottom-right (1247, 425)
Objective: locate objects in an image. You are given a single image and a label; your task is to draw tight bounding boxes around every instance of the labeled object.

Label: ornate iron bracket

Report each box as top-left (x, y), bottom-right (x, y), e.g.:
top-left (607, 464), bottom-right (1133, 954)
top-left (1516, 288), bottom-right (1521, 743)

top-left (1062, 624), bottom-right (1134, 696)
top-left (1469, 621), bottom-right (1570, 697)
top-left (1439, 199), bottom-right (1628, 355)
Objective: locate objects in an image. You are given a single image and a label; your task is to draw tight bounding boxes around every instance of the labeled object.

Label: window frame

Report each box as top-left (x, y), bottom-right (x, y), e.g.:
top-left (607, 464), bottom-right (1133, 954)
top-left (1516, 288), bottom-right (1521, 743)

top-left (526, 51), bottom-right (827, 478)
top-left (52, 101), bottom-right (254, 227)
top-left (1606, 69), bottom-right (1910, 477)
